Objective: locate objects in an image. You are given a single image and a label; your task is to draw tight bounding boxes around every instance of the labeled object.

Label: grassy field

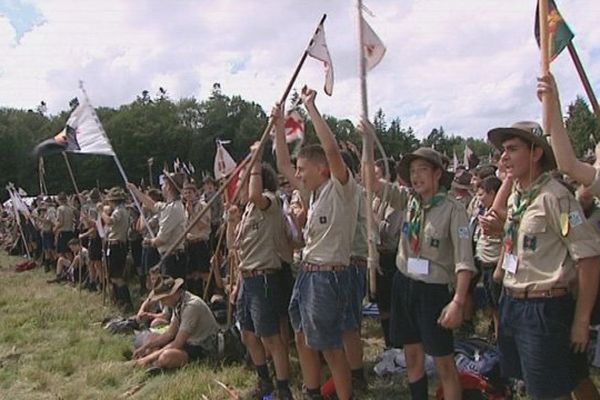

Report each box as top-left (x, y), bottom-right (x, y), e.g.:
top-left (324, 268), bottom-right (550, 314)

top-left (0, 252), bottom-right (409, 399)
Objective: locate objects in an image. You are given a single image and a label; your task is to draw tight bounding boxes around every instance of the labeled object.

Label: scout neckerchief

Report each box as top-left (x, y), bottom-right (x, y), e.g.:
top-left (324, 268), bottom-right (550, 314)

top-left (407, 190), bottom-right (447, 254)
top-left (503, 172), bottom-right (550, 253)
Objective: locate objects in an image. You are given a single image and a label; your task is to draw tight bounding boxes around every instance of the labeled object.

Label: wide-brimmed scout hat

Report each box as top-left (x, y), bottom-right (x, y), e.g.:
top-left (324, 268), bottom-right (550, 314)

top-left (487, 121), bottom-right (556, 171)
top-left (163, 172), bottom-right (185, 192)
top-left (149, 276), bottom-right (184, 302)
top-left (105, 187), bottom-right (127, 201)
top-left (397, 147), bottom-right (454, 189)
top-left (452, 171), bottom-right (472, 191)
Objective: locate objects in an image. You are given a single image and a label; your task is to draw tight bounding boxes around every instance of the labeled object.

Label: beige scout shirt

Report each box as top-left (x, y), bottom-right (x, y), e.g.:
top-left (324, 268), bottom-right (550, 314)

top-left (351, 187), bottom-right (368, 259)
top-left (474, 223), bottom-right (501, 265)
top-left (56, 205), bottom-right (75, 232)
top-left (185, 200), bottom-right (211, 242)
top-left (302, 174), bottom-right (358, 266)
top-left (236, 192), bottom-right (282, 272)
top-left (106, 205), bottom-right (129, 242)
top-left (274, 195), bottom-right (296, 265)
top-left (154, 200), bottom-right (186, 253)
top-left (171, 291), bottom-right (219, 347)
top-left (384, 182), bottom-right (476, 284)
top-left (502, 178), bottom-right (600, 291)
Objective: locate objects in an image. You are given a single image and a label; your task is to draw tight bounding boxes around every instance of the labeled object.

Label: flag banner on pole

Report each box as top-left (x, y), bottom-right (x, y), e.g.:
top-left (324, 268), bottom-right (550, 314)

top-left (284, 110), bottom-right (305, 143)
top-left (453, 150), bottom-right (459, 172)
top-left (214, 140), bottom-right (237, 180)
top-left (34, 96), bottom-right (115, 158)
top-left (535, 0), bottom-right (574, 62)
top-left (362, 16), bottom-right (386, 71)
top-left (307, 21), bottom-right (334, 96)
top-left (464, 144), bottom-right (473, 168)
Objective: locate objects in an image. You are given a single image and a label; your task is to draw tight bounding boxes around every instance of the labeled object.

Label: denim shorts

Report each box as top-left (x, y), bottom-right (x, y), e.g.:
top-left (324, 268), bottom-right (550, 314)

top-left (498, 294), bottom-right (581, 399)
top-left (482, 268), bottom-right (502, 309)
top-left (41, 231), bottom-right (55, 251)
top-left (342, 262), bottom-right (367, 332)
top-left (236, 273), bottom-right (283, 338)
top-left (142, 245), bottom-right (160, 273)
top-left (288, 267), bottom-right (351, 351)
top-left (389, 271), bottom-right (454, 357)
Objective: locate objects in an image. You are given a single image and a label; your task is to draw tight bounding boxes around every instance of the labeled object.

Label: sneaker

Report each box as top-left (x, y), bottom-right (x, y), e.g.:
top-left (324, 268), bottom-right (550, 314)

top-left (240, 378), bottom-right (274, 400)
top-left (272, 387), bottom-right (294, 400)
top-left (301, 387), bottom-right (323, 400)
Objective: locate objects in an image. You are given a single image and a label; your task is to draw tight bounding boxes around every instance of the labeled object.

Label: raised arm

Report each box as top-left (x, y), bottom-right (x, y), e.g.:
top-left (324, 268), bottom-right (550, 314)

top-left (301, 86), bottom-right (349, 184)
top-left (273, 104), bottom-right (303, 190)
top-left (538, 74), bottom-right (596, 185)
top-left (126, 183), bottom-right (156, 210)
top-left (248, 142), bottom-right (270, 210)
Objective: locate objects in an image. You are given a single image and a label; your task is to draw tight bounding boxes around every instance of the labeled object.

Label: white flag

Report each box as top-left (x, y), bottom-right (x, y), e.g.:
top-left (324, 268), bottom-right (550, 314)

top-left (214, 140), bottom-right (237, 180)
top-left (65, 96), bottom-right (115, 156)
top-left (453, 150), bottom-right (459, 172)
top-left (464, 144), bottom-right (473, 167)
top-left (307, 21), bottom-right (334, 96)
top-left (362, 16), bottom-right (386, 71)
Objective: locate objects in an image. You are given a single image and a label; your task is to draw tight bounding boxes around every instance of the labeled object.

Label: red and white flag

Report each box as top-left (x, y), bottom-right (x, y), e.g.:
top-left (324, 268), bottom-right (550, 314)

top-left (307, 21), bottom-right (334, 96)
top-left (362, 16), bottom-right (386, 71)
top-left (214, 140), bottom-right (237, 180)
top-left (284, 110), bottom-right (305, 143)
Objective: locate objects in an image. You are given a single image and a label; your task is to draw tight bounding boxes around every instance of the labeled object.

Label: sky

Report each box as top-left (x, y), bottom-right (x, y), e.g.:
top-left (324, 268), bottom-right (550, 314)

top-left (0, 0), bottom-right (599, 139)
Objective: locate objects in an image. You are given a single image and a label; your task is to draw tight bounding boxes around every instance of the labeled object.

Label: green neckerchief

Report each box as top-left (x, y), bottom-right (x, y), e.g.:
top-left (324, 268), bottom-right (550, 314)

top-left (407, 190), bottom-right (447, 254)
top-left (504, 172), bottom-right (551, 253)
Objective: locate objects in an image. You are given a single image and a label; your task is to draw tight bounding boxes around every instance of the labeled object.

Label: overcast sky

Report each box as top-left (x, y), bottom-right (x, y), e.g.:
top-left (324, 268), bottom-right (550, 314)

top-left (1, 0), bottom-right (599, 139)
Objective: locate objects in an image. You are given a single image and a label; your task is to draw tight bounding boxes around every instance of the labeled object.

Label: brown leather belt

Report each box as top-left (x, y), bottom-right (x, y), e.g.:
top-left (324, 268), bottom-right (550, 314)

top-left (350, 256), bottom-right (367, 268)
top-left (241, 269), bottom-right (278, 278)
top-left (301, 261), bottom-right (348, 272)
top-left (504, 287), bottom-right (569, 299)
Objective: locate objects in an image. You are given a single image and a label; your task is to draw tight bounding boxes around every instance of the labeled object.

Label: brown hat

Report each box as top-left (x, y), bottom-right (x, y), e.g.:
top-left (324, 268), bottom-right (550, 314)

top-left (397, 147), bottom-right (454, 190)
top-left (487, 121), bottom-right (556, 171)
top-left (105, 187), bottom-right (126, 202)
top-left (164, 172), bottom-right (185, 192)
top-left (452, 171), bottom-right (472, 190)
top-left (149, 276), bottom-right (184, 302)
top-left (57, 192), bottom-right (68, 203)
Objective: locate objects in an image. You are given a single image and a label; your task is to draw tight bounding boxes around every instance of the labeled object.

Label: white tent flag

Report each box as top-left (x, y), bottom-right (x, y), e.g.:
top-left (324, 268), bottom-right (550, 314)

top-left (64, 96), bottom-right (115, 156)
top-left (362, 16), bottom-right (386, 71)
top-left (307, 21), bottom-right (334, 96)
top-left (214, 140), bottom-right (237, 180)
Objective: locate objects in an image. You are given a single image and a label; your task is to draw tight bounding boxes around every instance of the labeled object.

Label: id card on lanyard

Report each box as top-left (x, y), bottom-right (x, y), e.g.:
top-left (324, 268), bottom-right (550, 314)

top-left (407, 257), bottom-right (429, 275)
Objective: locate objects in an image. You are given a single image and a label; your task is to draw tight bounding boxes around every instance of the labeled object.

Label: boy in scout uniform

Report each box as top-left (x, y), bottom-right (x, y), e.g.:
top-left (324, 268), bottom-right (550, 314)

top-left (102, 187), bottom-right (132, 310)
top-left (488, 121), bottom-right (600, 400)
top-left (286, 86), bottom-right (358, 400)
top-left (228, 142), bottom-right (292, 400)
top-left (182, 181), bottom-right (211, 297)
top-left (128, 173), bottom-right (187, 279)
top-left (361, 121), bottom-right (476, 400)
top-left (54, 192), bottom-right (75, 260)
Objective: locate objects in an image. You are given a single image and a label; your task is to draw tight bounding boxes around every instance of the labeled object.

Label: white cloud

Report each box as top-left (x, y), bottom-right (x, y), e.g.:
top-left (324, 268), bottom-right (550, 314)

top-left (0, 0), bottom-right (599, 139)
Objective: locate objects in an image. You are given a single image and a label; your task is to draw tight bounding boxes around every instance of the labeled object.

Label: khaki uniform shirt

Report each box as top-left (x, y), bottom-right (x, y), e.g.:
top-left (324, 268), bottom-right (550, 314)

top-left (351, 187), bottom-right (368, 259)
top-left (237, 192), bottom-right (282, 272)
top-left (302, 174), bottom-right (358, 266)
top-left (384, 182), bottom-right (476, 284)
top-left (106, 205), bottom-right (129, 242)
top-left (56, 205), bottom-right (75, 232)
top-left (185, 200), bottom-right (211, 242)
top-left (474, 224), bottom-right (501, 265)
top-left (172, 291), bottom-right (219, 347)
top-left (154, 200), bottom-right (186, 254)
top-left (274, 195), bottom-right (296, 265)
top-left (502, 178), bottom-right (600, 291)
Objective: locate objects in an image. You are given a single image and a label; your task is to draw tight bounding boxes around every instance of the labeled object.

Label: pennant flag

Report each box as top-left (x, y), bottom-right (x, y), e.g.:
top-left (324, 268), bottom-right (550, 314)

top-left (453, 150), bottom-right (459, 172)
top-left (362, 16), bottom-right (386, 71)
top-left (188, 162), bottom-right (196, 174)
top-left (33, 96), bottom-right (115, 158)
top-left (535, 0), bottom-right (574, 62)
top-left (283, 110), bottom-right (305, 143)
top-left (464, 144), bottom-right (473, 168)
top-left (214, 140), bottom-right (237, 180)
top-left (8, 187), bottom-right (30, 219)
top-left (307, 21), bottom-right (334, 96)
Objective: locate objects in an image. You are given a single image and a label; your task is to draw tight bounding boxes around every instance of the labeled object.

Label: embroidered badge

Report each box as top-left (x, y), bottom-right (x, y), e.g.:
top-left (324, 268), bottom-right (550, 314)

top-left (568, 211), bottom-right (583, 228)
top-left (430, 238), bottom-right (440, 248)
top-left (402, 222), bottom-right (409, 234)
top-left (319, 216), bottom-right (327, 224)
top-left (523, 235), bottom-right (537, 251)
top-left (458, 226), bottom-right (469, 239)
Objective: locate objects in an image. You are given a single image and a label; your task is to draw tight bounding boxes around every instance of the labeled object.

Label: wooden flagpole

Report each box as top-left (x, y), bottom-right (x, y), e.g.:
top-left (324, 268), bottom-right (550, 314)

top-left (62, 152), bottom-right (81, 198)
top-left (539, 0), bottom-right (552, 133)
top-left (567, 42), bottom-right (600, 119)
top-left (7, 185), bottom-right (31, 260)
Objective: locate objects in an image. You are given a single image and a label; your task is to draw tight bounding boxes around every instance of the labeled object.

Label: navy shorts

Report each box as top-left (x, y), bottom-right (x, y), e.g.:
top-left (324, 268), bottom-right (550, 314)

top-left (106, 242), bottom-right (127, 279)
top-left (89, 237), bottom-right (103, 261)
top-left (498, 294), bottom-right (581, 399)
top-left (185, 239), bottom-right (211, 273)
top-left (162, 251), bottom-right (187, 280)
top-left (342, 260), bottom-right (366, 332)
top-left (56, 231), bottom-right (75, 254)
top-left (390, 271), bottom-right (454, 357)
top-left (236, 272), bottom-right (284, 338)
top-left (374, 251), bottom-right (396, 314)
top-left (482, 267), bottom-right (502, 309)
top-left (279, 262), bottom-right (295, 318)
top-left (183, 343), bottom-right (207, 361)
top-left (142, 245), bottom-right (160, 273)
top-left (41, 231), bottom-right (55, 251)
top-left (288, 266), bottom-right (351, 351)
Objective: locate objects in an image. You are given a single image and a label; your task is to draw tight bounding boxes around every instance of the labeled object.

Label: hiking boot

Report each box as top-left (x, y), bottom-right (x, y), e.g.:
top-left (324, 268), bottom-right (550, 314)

top-left (272, 387), bottom-right (294, 400)
top-left (240, 378), bottom-right (274, 400)
top-left (301, 387), bottom-right (323, 400)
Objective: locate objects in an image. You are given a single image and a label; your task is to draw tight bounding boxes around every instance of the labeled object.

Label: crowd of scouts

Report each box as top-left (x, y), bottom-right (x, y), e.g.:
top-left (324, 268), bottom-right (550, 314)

top-left (2, 74), bottom-right (600, 400)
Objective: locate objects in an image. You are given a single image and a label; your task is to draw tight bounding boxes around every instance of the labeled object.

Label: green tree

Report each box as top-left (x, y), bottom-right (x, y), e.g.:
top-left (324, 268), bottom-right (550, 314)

top-left (565, 96), bottom-right (600, 157)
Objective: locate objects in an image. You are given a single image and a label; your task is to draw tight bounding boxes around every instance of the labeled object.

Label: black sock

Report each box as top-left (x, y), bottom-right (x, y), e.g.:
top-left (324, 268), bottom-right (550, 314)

top-left (256, 363), bottom-right (270, 381)
top-left (276, 379), bottom-right (289, 390)
top-left (408, 374), bottom-right (428, 400)
top-left (381, 318), bottom-right (391, 347)
top-left (351, 367), bottom-right (365, 382)
top-left (307, 387), bottom-right (321, 396)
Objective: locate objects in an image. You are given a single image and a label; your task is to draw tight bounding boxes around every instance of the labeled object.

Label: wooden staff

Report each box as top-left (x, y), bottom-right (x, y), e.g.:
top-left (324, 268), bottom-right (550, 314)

top-left (203, 226), bottom-right (227, 300)
top-left (567, 42), bottom-right (600, 119)
top-left (538, 0), bottom-right (551, 132)
top-left (62, 152), bottom-right (81, 198)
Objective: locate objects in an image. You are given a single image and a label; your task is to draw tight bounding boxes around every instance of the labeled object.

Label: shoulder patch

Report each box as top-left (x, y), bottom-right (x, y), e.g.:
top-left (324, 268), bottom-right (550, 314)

top-left (568, 211), bottom-right (583, 228)
top-left (458, 226), bottom-right (469, 239)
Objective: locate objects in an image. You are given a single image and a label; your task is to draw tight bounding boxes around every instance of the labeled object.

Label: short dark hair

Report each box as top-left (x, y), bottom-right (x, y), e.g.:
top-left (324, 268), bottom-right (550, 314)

top-left (298, 144), bottom-right (327, 166)
top-left (477, 176), bottom-right (502, 194)
top-left (147, 188), bottom-right (163, 202)
top-left (260, 163), bottom-right (279, 192)
top-left (341, 151), bottom-right (358, 177)
top-left (376, 158), bottom-right (397, 182)
top-left (68, 238), bottom-right (80, 247)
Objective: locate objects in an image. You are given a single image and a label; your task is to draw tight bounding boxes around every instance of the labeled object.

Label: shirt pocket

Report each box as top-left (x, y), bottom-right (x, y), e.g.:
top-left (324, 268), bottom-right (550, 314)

top-left (519, 216), bottom-right (546, 253)
top-left (421, 222), bottom-right (447, 259)
top-left (308, 201), bottom-right (332, 236)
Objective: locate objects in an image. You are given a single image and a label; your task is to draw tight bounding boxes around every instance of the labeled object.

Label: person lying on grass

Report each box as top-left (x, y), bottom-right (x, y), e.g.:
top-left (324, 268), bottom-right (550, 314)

top-left (131, 275), bottom-right (220, 372)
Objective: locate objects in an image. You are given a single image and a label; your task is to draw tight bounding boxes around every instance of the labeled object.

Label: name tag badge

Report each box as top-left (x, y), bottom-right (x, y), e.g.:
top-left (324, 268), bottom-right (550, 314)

top-left (501, 253), bottom-right (518, 274)
top-left (407, 257), bottom-right (429, 275)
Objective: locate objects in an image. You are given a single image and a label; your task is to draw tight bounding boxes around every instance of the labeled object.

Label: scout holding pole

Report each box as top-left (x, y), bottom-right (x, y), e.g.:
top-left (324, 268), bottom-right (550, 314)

top-left (538, 0), bottom-right (551, 133)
